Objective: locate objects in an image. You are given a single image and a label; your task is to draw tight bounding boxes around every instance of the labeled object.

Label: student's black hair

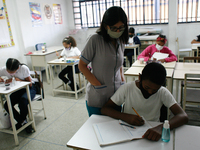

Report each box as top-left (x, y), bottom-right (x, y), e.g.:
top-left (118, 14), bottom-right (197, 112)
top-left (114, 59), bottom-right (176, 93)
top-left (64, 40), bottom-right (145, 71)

top-left (141, 62), bottom-right (166, 85)
top-left (6, 58), bottom-right (22, 72)
top-left (96, 6), bottom-right (129, 44)
top-left (62, 36), bottom-right (77, 47)
top-left (129, 27), bottom-right (135, 34)
top-left (197, 35), bottom-right (200, 41)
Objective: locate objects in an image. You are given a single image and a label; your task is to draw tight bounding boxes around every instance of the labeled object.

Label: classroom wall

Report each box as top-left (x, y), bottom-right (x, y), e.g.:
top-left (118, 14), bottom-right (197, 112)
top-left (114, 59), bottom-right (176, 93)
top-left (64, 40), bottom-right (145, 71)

top-left (0, 0), bottom-right (70, 68)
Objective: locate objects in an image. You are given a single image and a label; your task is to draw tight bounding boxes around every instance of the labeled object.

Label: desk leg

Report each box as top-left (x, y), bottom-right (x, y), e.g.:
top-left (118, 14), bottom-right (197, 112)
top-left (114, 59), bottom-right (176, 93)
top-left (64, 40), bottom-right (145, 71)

top-left (49, 64), bottom-right (55, 96)
top-left (5, 94), bottom-right (19, 145)
top-left (45, 64), bottom-right (50, 84)
top-left (167, 78), bottom-right (173, 93)
top-left (134, 48), bottom-right (136, 64)
top-left (72, 65), bottom-right (78, 99)
top-left (26, 85), bottom-right (36, 131)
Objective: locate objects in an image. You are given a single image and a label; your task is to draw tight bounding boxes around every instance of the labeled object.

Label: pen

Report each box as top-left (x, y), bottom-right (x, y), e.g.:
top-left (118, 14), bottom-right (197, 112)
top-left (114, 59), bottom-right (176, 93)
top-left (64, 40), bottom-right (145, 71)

top-left (132, 107), bottom-right (141, 117)
top-left (119, 123), bottom-right (136, 129)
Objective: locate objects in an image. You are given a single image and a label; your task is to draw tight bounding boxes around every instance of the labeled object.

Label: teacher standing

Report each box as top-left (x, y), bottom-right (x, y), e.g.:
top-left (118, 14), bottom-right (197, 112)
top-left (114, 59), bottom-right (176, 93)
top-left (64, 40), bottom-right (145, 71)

top-left (78, 6), bottom-right (128, 116)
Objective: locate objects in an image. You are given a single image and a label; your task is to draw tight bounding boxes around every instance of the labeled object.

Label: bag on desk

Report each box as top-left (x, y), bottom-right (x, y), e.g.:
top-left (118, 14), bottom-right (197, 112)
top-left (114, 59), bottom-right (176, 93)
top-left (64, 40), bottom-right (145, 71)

top-left (0, 109), bottom-right (11, 129)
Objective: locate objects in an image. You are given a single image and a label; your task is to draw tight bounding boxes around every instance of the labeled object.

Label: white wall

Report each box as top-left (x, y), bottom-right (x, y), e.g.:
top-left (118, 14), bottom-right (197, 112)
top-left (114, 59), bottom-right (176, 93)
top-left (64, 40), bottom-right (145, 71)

top-left (1, 0), bottom-right (199, 69)
top-left (0, 0), bottom-right (70, 68)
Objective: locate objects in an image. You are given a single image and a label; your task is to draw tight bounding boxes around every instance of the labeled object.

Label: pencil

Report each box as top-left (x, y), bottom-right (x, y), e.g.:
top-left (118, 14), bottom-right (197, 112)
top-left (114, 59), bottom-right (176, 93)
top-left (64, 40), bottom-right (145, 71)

top-left (119, 123), bottom-right (136, 129)
top-left (132, 107), bottom-right (141, 117)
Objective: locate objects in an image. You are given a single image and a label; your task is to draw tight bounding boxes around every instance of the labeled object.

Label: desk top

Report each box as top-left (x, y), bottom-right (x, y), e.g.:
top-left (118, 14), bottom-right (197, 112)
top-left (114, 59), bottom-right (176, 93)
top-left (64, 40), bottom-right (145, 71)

top-left (125, 44), bottom-right (140, 49)
top-left (67, 115), bottom-right (173, 150)
top-left (25, 46), bottom-right (63, 56)
top-left (175, 62), bottom-right (200, 71)
top-left (175, 125), bottom-right (200, 150)
top-left (48, 58), bottom-right (79, 65)
top-left (0, 81), bottom-right (30, 94)
top-left (124, 67), bottom-right (174, 78)
top-left (132, 60), bottom-right (176, 69)
top-left (173, 69), bottom-right (200, 80)
top-left (192, 43), bottom-right (200, 49)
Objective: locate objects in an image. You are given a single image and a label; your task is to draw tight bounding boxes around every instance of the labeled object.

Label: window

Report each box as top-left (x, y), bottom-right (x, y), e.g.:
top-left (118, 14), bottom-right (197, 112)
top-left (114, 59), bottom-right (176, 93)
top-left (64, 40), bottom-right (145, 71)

top-left (73, 0), bottom-right (169, 29)
top-left (178, 0), bottom-right (200, 23)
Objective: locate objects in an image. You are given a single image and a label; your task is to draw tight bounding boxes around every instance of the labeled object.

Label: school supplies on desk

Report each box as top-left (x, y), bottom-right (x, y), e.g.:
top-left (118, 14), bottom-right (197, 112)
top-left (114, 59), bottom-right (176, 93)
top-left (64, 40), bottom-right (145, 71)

top-left (132, 107), bottom-right (141, 117)
top-left (151, 52), bottom-right (169, 60)
top-left (93, 117), bottom-right (152, 146)
top-left (60, 58), bottom-right (79, 63)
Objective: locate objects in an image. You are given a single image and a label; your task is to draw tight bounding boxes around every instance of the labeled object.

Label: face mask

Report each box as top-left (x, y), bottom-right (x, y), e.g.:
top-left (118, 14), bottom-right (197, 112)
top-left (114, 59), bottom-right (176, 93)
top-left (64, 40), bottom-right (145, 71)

top-left (156, 44), bottom-right (164, 51)
top-left (139, 79), bottom-right (154, 99)
top-left (107, 29), bottom-right (124, 39)
top-left (65, 47), bottom-right (71, 51)
top-left (129, 35), bottom-right (133, 38)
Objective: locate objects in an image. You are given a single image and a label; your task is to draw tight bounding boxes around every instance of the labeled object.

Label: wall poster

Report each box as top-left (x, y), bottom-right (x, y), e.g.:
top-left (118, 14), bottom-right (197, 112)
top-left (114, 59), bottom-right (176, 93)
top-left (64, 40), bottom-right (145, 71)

top-left (53, 4), bottom-right (62, 24)
top-left (0, 0), bottom-right (15, 49)
top-left (29, 2), bottom-right (42, 27)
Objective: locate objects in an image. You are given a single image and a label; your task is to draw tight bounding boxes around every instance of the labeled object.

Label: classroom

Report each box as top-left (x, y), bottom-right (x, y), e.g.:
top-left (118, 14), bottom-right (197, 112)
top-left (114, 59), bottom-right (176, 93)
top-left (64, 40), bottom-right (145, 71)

top-left (0, 0), bottom-right (200, 149)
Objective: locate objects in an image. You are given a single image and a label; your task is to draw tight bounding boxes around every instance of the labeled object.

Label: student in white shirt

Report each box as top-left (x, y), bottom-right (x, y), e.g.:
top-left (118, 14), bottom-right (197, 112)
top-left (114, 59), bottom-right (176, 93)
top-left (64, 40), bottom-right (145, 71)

top-left (0, 58), bottom-right (36, 133)
top-left (56, 36), bottom-right (81, 91)
top-left (101, 62), bottom-right (188, 141)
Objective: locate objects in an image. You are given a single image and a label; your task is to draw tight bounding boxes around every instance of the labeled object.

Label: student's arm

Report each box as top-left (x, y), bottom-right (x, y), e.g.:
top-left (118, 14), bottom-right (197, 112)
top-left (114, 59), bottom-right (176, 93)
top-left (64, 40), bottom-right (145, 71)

top-left (164, 48), bottom-right (177, 62)
top-left (134, 36), bottom-right (141, 47)
top-left (78, 59), bottom-right (101, 86)
top-left (15, 76), bottom-right (33, 87)
top-left (191, 39), bottom-right (200, 44)
top-left (137, 46), bottom-right (152, 61)
top-left (68, 55), bottom-right (80, 59)
top-left (120, 66), bottom-right (125, 82)
top-left (143, 103), bottom-right (188, 141)
top-left (101, 99), bottom-right (144, 126)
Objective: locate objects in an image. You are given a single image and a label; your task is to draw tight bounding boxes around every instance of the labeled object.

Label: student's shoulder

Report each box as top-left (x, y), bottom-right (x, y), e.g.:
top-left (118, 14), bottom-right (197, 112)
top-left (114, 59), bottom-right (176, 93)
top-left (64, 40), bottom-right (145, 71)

top-left (21, 65), bottom-right (30, 71)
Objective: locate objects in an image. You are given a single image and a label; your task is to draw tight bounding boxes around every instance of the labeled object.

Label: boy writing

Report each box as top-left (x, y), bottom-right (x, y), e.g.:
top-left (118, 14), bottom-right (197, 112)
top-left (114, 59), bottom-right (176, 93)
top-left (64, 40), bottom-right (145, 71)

top-left (101, 62), bottom-right (188, 141)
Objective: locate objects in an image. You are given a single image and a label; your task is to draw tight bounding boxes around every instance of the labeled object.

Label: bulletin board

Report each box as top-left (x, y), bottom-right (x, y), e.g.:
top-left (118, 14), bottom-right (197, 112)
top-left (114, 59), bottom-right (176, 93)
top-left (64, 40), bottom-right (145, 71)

top-left (0, 0), bottom-right (14, 49)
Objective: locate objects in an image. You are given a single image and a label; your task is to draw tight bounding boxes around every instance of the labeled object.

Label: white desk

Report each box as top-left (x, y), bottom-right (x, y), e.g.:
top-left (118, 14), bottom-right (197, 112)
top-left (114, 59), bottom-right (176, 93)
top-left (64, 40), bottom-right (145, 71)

top-left (124, 67), bottom-right (174, 93)
top-left (175, 125), bottom-right (200, 150)
top-left (175, 62), bottom-right (200, 71)
top-left (125, 44), bottom-right (140, 63)
top-left (25, 46), bottom-right (63, 84)
top-left (132, 60), bottom-right (176, 69)
top-left (48, 59), bottom-right (86, 99)
top-left (0, 81), bottom-right (36, 145)
top-left (67, 115), bottom-right (173, 150)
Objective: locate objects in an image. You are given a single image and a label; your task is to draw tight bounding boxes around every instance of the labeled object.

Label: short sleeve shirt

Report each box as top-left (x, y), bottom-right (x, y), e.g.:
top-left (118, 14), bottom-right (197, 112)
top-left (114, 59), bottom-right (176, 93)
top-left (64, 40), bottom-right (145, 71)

top-left (60, 47), bottom-right (81, 57)
top-left (111, 81), bottom-right (177, 122)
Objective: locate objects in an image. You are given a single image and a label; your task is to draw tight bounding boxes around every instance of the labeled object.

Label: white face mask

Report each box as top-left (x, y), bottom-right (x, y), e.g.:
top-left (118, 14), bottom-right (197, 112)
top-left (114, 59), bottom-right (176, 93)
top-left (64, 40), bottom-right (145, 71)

top-left (65, 47), bottom-right (71, 51)
top-left (156, 44), bottom-right (164, 51)
top-left (107, 29), bottom-right (124, 39)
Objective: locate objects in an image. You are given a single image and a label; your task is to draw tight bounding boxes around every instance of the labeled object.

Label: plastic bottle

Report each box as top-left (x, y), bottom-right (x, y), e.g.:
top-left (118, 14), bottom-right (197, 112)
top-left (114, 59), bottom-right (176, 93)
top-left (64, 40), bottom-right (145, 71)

top-left (12, 77), bottom-right (16, 86)
top-left (162, 120), bottom-right (170, 142)
top-left (44, 43), bottom-right (47, 51)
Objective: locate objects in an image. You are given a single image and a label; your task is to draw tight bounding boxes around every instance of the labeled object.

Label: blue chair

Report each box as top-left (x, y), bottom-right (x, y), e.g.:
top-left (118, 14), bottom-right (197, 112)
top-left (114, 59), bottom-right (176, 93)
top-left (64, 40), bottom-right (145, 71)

top-left (35, 43), bottom-right (45, 51)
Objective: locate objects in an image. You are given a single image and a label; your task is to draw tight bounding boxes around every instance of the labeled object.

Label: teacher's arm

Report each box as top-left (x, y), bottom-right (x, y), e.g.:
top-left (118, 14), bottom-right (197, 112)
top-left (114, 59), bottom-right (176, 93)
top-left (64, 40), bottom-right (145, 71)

top-left (78, 59), bottom-right (101, 86)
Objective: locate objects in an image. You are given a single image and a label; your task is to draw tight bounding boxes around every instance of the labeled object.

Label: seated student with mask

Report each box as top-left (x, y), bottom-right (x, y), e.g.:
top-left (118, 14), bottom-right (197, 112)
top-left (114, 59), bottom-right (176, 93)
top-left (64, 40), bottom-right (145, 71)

top-left (124, 27), bottom-right (141, 67)
top-left (101, 62), bottom-right (188, 141)
top-left (137, 34), bottom-right (177, 63)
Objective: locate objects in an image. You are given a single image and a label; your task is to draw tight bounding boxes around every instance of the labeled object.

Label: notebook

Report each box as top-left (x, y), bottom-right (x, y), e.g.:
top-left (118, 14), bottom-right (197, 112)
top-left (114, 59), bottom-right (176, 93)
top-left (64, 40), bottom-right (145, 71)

top-left (93, 117), bottom-right (152, 146)
top-left (151, 52), bottom-right (169, 60)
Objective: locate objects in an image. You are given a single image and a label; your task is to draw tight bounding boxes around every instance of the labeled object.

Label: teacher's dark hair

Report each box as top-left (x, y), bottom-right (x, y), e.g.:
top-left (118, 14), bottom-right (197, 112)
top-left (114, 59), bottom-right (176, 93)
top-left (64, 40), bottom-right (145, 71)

top-left (141, 62), bottom-right (166, 86)
top-left (6, 58), bottom-right (21, 72)
top-left (97, 6), bottom-right (129, 44)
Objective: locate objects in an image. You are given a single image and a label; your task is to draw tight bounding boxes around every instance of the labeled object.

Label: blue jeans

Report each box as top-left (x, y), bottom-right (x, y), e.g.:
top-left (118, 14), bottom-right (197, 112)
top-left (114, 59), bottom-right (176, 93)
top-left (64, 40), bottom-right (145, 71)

top-left (86, 101), bottom-right (101, 117)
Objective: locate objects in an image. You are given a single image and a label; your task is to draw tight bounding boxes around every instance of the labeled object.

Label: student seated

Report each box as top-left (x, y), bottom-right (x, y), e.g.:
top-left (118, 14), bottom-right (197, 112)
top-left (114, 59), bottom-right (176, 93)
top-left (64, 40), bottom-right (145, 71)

top-left (101, 62), bottom-right (188, 141)
top-left (191, 34), bottom-right (200, 44)
top-left (137, 34), bottom-right (177, 63)
top-left (124, 27), bottom-right (141, 67)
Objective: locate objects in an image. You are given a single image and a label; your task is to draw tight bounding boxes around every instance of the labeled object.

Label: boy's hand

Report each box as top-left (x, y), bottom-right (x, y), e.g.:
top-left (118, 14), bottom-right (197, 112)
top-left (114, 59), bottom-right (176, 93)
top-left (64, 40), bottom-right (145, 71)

top-left (158, 59), bottom-right (165, 63)
top-left (125, 114), bottom-right (144, 126)
top-left (142, 124), bottom-right (163, 141)
top-left (56, 51), bottom-right (60, 57)
top-left (5, 78), bottom-right (12, 84)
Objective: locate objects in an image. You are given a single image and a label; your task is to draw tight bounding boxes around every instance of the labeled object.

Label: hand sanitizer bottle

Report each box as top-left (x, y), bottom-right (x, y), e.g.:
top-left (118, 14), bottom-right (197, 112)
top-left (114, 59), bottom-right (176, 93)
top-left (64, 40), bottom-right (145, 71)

top-left (162, 120), bottom-right (170, 142)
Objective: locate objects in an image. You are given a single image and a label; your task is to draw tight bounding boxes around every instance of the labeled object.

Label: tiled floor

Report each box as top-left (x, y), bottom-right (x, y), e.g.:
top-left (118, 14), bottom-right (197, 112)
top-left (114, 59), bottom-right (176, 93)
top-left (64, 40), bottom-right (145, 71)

top-left (1, 69), bottom-right (200, 150)
top-left (0, 71), bottom-right (89, 150)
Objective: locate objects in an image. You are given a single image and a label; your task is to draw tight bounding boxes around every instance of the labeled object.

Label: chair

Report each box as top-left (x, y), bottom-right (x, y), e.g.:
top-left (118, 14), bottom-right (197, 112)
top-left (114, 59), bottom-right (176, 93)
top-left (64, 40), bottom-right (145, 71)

top-left (29, 71), bottom-right (47, 119)
top-left (35, 43), bottom-right (45, 51)
top-left (182, 73), bottom-right (200, 111)
top-left (176, 37), bottom-right (192, 62)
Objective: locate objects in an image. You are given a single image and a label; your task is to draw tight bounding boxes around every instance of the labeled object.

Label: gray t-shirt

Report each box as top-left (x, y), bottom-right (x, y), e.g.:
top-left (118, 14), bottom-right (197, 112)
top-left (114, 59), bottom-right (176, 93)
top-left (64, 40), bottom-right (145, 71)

top-left (80, 34), bottom-right (125, 108)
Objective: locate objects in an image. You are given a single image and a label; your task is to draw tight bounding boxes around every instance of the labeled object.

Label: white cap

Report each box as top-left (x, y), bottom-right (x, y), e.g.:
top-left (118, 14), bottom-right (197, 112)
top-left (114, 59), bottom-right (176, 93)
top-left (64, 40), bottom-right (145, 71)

top-left (163, 120), bottom-right (170, 129)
